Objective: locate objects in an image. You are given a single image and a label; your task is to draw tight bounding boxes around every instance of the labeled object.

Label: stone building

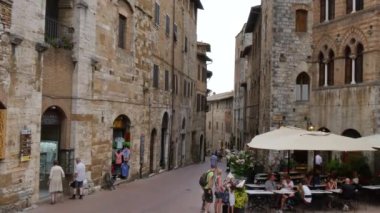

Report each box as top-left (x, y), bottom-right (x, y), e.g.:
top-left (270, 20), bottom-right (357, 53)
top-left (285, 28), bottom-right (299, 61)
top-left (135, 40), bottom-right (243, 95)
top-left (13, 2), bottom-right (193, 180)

top-left (206, 91), bottom-right (234, 153)
top-left (310, 0), bottom-right (380, 172)
top-left (0, 0), bottom-right (207, 210)
top-left (233, 24), bottom-right (251, 150)
top-left (235, 0), bottom-right (313, 168)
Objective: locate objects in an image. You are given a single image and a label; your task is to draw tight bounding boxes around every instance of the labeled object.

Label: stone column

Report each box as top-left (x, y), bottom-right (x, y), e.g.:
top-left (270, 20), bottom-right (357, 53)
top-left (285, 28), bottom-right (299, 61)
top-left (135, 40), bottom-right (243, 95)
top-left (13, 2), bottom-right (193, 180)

top-left (324, 61), bottom-right (328, 87)
top-left (353, 0), bottom-right (356, 13)
top-left (325, 0), bottom-right (329, 22)
top-left (350, 54), bottom-right (357, 84)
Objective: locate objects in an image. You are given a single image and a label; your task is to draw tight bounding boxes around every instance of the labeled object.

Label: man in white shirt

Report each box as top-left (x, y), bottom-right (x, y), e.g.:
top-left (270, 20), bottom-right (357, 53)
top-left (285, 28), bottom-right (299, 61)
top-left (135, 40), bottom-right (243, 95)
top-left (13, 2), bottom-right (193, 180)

top-left (71, 158), bottom-right (86, 199)
top-left (315, 152), bottom-right (322, 172)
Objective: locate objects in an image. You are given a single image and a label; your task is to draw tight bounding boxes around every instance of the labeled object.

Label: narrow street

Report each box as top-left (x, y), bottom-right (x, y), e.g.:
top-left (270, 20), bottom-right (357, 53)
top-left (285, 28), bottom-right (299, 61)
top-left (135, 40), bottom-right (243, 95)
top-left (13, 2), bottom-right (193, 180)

top-left (27, 160), bottom-right (218, 213)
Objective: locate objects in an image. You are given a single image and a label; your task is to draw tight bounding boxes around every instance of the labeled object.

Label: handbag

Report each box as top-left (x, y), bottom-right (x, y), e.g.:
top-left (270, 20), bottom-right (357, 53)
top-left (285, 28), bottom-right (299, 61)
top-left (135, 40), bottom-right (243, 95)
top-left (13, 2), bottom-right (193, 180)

top-left (70, 181), bottom-right (76, 188)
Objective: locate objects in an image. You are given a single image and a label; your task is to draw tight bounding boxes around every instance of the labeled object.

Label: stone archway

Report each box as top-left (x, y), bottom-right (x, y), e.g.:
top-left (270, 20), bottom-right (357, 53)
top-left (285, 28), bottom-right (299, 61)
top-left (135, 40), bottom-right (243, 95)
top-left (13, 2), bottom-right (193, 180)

top-left (342, 128), bottom-right (362, 163)
top-left (40, 105), bottom-right (67, 198)
top-left (149, 128), bottom-right (157, 173)
top-left (112, 114), bottom-right (131, 178)
top-left (160, 112), bottom-right (169, 169)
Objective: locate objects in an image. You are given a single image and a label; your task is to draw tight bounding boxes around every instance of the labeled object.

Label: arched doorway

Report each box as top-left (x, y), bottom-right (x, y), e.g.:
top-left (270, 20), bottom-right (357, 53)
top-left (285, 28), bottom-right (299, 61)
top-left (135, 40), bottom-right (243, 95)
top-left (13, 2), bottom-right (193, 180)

top-left (112, 115), bottom-right (131, 178)
top-left (0, 102), bottom-right (6, 160)
top-left (200, 135), bottom-right (204, 162)
top-left (149, 128), bottom-right (157, 173)
top-left (342, 129), bottom-right (362, 163)
top-left (40, 106), bottom-right (66, 197)
top-left (160, 112), bottom-right (169, 169)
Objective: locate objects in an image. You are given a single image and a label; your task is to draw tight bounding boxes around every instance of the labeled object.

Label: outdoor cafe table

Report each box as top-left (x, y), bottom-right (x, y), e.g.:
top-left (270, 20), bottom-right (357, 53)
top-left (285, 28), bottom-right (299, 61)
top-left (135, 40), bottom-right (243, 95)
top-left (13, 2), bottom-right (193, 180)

top-left (245, 190), bottom-right (274, 211)
top-left (362, 185), bottom-right (380, 190)
top-left (273, 189), bottom-right (294, 195)
top-left (245, 183), bottom-right (266, 189)
top-left (309, 184), bottom-right (327, 189)
top-left (310, 189), bottom-right (333, 195)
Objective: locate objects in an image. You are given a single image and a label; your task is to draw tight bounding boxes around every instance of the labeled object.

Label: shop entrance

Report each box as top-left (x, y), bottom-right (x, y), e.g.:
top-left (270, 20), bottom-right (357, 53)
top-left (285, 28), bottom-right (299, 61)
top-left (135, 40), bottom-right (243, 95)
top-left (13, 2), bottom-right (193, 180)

top-left (40, 106), bottom-right (65, 198)
top-left (149, 128), bottom-right (157, 173)
top-left (180, 118), bottom-right (186, 166)
top-left (200, 135), bottom-right (204, 162)
top-left (112, 115), bottom-right (131, 178)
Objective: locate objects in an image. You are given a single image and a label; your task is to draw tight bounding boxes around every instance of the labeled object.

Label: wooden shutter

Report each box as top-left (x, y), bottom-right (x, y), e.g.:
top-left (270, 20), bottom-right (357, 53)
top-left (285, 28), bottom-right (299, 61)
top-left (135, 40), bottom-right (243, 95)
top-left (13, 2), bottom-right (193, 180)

top-left (165, 70), bottom-right (169, 91)
top-left (296, 10), bottom-right (307, 32)
top-left (155, 3), bottom-right (160, 26)
top-left (0, 109), bottom-right (6, 159)
top-left (320, 0), bottom-right (326, 22)
top-left (165, 15), bottom-right (170, 36)
top-left (153, 65), bottom-right (159, 88)
top-left (346, 0), bottom-right (353, 14)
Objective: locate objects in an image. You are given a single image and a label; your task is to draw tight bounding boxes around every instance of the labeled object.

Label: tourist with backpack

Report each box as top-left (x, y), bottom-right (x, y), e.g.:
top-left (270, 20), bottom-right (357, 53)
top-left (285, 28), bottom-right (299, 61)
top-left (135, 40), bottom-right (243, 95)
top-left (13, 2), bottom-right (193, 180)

top-left (200, 165), bottom-right (216, 213)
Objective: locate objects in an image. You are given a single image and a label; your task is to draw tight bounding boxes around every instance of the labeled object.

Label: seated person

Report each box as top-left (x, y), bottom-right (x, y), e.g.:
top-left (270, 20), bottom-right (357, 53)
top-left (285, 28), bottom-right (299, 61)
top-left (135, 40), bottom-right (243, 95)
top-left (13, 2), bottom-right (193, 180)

top-left (265, 173), bottom-right (277, 191)
top-left (341, 178), bottom-right (356, 200)
top-left (281, 175), bottom-right (294, 190)
top-left (304, 172), bottom-right (313, 186)
top-left (325, 176), bottom-right (338, 190)
top-left (280, 183), bottom-right (312, 210)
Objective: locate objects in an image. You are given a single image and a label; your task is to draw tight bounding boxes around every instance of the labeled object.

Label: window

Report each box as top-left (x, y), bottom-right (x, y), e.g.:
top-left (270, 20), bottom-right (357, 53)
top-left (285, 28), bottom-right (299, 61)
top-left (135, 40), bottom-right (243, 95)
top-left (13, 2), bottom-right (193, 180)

top-left (154, 2), bottom-right (160, 26)
top-left (153, 64), bottom-right (159, 88)
top-left (318, 52), bottom-right (325, 86)
top-left (208, 121), bottom-right (211, 130)
top-left (118, 14), bottom-right (126, 48)
top-left (173, 74), bottom-right (178, 94)
top-left (295, 10), bottom-right (307, 32)
top-left (355, 43), bottom-right (364, 83)
top-left (202, 67), bottom-right (207, 82)
top-left (197, 94), bottom-right (201, 111)
top-left (327, 50), bottom-right (335, 86)
top-left (183, 79), bottom-right (187, 96)
top-left (165, 15), bottom-right (170, 36)
top-left (184, 36), bottom-right (188, 52)
top-left (320, 0), bottom-right (335, 22)
top-left (295, 72), bottom-right (310, 101)
top-left (173, 23), bottom-right (177, 42)
top-left (165, 70), bottom-right (169, 91)
top-left (198, 65), bottom-right (201, 80)
top-left (347, 0), bottom-right (364, 13)
top-left (216, 122), bottom-right (218, 130)
top-left (344, 46), bottom-right (352, 84)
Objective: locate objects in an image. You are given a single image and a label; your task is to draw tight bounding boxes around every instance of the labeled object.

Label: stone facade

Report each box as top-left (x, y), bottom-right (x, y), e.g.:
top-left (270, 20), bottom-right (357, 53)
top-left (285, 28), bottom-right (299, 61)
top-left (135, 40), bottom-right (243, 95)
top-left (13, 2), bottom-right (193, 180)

top-left (237, 0), bottom-right (379, 172)
top-left (310, 0), bottom-right (380, 172)
top-left (0, 0), bottom-right (207, 211)
top-left (236, 0), bottom-right (313, 169)
top-left (206, 92), bottom-right (233, 153)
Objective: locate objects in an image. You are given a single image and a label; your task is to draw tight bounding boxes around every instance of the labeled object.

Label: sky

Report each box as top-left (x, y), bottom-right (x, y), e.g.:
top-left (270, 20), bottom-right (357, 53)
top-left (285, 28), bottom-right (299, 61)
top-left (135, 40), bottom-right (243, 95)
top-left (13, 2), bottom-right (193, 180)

top-left (197, 0), bottom-right (261, 94)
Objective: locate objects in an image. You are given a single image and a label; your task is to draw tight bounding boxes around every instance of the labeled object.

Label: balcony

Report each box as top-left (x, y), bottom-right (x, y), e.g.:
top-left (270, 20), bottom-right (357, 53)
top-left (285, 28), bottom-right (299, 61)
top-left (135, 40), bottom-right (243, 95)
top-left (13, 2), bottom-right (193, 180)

top-left (45, 17), bottom-right (74, 49)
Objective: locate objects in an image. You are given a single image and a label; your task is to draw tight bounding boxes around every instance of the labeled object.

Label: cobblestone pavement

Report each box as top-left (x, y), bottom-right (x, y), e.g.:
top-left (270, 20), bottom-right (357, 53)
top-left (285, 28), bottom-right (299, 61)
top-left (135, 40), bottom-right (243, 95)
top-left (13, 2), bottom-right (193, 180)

top-left (25, 159), bottom-right (380, 213)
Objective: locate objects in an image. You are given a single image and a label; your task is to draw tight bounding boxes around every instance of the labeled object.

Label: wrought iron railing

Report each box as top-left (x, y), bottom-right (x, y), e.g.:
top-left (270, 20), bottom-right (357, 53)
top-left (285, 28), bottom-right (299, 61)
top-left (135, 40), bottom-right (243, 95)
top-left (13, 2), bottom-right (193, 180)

top-left (44, 17), bottom-right (74, 49)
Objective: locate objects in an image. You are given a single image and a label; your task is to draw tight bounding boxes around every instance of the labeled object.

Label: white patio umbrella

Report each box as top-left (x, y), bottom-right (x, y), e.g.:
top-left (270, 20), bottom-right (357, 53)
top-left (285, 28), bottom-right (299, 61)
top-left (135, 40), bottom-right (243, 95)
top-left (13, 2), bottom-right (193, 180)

top-left (247, 126), bottom-right (375, 151)
top-left (355, 134), bottom-right (380, 149)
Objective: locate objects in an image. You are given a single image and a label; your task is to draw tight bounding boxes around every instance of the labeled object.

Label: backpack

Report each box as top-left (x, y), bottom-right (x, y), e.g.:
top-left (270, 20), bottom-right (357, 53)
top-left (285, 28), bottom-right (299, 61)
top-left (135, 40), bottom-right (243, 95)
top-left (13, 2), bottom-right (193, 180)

top-left (199, 171), bottom-right (210, 188)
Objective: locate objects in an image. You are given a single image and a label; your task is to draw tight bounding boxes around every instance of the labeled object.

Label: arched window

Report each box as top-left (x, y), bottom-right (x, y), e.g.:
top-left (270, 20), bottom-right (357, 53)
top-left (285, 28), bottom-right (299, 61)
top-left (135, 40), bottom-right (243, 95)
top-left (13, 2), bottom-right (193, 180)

top-left (327, 50), bottom-right (335, 86)
top-left (355, 43), bottom-right (364, 83)
top-left (344, 46), bottom-right (352, 84)
top-left (296, 72), bottom-right (310, 101)
top-left (295, 9), bottom-right (308, 32)
top-left (318, 52), bottom-right (325, 86)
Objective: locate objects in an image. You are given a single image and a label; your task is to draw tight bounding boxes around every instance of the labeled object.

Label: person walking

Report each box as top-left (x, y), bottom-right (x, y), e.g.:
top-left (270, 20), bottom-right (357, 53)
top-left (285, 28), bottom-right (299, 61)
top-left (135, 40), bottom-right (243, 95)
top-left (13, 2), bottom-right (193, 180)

top-left (201, 166), bottom-right (215, 213)
top-left (48, 160), bottom-right (65, 204)
top-left (214, 168), bottom-right (224, 213)
top-left (71, 158), bottom-right (86, 200)
top-left (210, 151), bottom-right (218, 168)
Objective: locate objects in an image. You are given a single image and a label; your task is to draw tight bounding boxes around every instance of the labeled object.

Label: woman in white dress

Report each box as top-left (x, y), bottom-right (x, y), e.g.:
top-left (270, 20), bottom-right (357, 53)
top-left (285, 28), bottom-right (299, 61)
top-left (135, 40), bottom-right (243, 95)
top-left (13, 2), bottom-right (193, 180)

top-left (49, 160), bottom-right (65, 204)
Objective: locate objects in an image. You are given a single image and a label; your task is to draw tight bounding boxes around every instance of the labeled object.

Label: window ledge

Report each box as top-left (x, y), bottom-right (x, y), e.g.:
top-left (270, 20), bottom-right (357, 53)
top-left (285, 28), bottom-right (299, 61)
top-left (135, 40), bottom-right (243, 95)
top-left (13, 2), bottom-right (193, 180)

top-left (314, 81), bottom-right (380, 91)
